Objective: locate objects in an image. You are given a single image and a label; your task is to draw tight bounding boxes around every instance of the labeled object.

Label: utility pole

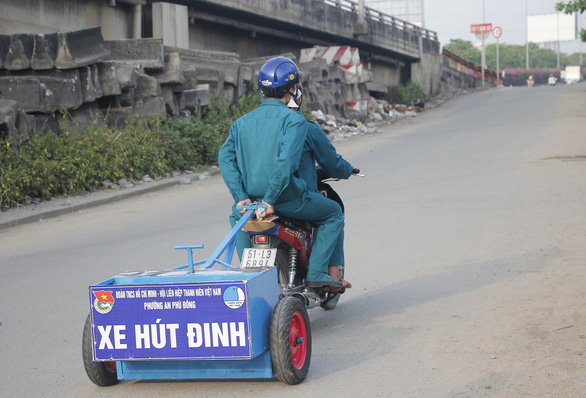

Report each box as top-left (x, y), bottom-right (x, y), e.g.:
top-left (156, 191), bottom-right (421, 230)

top-left (481, 0), bottom-right (486, 87)
top-left (525, 0), bottom-right (529, 69)
top-left (578, 14), bottom-right (582, 66)
top-left (557, 12), bottom-right (561, 69)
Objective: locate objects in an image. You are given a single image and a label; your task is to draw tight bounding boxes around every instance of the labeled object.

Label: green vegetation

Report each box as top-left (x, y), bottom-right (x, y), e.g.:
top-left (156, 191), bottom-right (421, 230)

top-left (443, 39), bottom-right (481, 65)
top-left (444, 39), bottom-right (583, 70)
top-left (397, 80), bottom-right (427, 105)
top-left (0, 94), bottom-right (262, 210)
top-left (383, 80), bottom-right (428, 106)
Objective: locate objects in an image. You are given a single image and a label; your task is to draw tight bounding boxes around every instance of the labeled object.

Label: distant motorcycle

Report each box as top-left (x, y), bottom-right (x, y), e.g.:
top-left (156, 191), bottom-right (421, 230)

top-left (548, 75), bottom-right (557, 86)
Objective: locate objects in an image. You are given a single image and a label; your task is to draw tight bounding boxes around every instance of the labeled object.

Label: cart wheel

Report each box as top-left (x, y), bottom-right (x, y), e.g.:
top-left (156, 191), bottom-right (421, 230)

top-left (82, 313), bottom-right (118, 386)
top-left (270, 296), bottom-right (311, 384)
top-left (320, 265), bottom-right (344, 311)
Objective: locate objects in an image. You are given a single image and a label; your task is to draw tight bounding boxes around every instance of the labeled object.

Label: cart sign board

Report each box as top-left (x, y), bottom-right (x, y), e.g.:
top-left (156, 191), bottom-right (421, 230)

top-left (471, 23), bottom-right (492, 34)
top-left (89, 281), bottom-right (252, 361)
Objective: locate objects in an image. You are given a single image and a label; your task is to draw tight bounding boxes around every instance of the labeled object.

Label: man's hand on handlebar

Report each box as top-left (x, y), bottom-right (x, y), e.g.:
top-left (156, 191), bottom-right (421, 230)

top-left (262, 201), bottom-right (274, 215)
top-left (237, 198), bottom-right (252, 213)
top-left (236, 199), bottom-right (273, 216)
top-left (352, 167), bottom-right (365, 177)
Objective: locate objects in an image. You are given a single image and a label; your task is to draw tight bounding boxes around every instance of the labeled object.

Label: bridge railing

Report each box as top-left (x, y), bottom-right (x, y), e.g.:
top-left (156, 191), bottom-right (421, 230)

top-left (441, 48), bottom-right (499, 84)
top-left (323, 0), bottom-right (438, 41)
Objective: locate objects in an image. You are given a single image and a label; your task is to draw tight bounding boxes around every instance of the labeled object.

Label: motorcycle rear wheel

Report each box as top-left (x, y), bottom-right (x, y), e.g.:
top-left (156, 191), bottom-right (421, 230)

top-left (275, 248), bottom-right (289, 286)
top-left (270, 296), bottom-right (312, 384)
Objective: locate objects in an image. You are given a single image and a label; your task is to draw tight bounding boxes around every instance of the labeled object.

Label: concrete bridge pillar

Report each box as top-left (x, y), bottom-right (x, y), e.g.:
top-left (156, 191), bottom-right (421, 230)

top-left (152, 2), bottom-right (189, 49)
top-left (133, 4), bottom-right (143, 39)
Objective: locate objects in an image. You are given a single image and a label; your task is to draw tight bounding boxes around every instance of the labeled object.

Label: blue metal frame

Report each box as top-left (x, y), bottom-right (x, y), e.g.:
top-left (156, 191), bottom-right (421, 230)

top-left (89, 207), bottom-right (280, 381)
top-left (173, 207), bottom-right (257, 272)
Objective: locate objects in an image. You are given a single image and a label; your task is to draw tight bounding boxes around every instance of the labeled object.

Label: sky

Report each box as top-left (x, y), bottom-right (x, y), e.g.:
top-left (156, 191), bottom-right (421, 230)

top-left (366, 0), bottom-right (586, 54)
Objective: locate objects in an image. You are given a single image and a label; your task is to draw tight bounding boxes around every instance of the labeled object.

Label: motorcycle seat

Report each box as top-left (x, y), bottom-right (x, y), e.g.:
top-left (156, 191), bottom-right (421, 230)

top-left (277, 215), bottom-right (314, 232)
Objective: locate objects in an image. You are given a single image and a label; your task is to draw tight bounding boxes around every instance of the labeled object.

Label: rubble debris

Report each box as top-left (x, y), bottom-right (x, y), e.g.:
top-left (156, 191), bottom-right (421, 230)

top-left (308, 93), bottom-right (431, 142)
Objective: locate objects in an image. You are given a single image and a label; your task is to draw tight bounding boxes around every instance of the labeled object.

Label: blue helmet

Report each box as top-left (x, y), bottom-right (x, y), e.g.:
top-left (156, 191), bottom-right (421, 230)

top-left (258, 57), bottom-right (303, 97)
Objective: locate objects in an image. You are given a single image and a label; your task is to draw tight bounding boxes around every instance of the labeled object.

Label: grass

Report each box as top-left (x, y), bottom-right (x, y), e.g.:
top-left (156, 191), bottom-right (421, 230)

top-left (0, 94), bottom-right (262, 210)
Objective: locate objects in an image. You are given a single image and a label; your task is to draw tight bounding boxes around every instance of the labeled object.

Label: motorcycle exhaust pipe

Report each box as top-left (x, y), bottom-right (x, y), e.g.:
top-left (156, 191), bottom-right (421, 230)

top-left (292, 291), bottom-right (322, 309)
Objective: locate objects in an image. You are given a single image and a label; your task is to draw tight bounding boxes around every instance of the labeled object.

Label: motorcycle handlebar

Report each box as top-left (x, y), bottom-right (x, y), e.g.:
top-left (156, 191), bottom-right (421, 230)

top-left (235, 203), bottom-right (268, 211)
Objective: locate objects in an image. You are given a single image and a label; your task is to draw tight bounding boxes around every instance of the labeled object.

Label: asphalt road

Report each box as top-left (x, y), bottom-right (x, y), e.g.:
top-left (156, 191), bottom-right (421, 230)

top-left (1, 83), bottom-right (584, 397)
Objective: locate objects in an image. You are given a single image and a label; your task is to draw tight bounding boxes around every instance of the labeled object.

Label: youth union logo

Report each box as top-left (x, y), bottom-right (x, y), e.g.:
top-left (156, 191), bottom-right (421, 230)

top-left (93, 290), bottom-right (115, 314)
top-left (223, 286), bottom-right (245, 309)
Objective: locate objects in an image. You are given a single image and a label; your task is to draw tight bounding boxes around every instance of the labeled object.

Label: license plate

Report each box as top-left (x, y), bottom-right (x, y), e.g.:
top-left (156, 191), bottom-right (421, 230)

top-left (241, 248), bottom-right (277, 268)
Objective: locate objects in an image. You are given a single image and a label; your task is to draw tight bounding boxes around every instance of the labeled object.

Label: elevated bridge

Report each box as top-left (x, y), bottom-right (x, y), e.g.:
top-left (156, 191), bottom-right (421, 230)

top-left (183, 0), bottom-right (436, 60)
top-left (0, 0), bottom-right (441, 95)
top-left (181, 0), bottom-right (440, 94)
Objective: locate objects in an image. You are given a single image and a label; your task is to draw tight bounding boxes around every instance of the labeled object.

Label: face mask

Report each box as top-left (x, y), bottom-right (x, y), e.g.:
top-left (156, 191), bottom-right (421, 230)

top-left (287, 84), bottom-right (303, 109)
top-left (287, 94), bottom-right (299, 108)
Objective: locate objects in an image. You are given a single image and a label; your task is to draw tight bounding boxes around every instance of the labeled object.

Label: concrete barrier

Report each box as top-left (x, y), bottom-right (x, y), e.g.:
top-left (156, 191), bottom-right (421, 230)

top-left (97, 62), bottom-right (122, 97)
top-left (55, 27), bottom-right (110, 69)
top-left (31, 33), bottom-right (58, 70)
top-left (161, 86), bottom-right (180, 116)
top-left (0, 99), bottom-right (17, 135)
top-left (104, 38), bottom-right (164, 70)
top-left (79, 66), bottom-right (98, 103)
top-left (4, 34), bottom-right (34, 70)
top-left (151, 52), bottom-right (184, 85)
top-left (299, 45), bottom-right (372, 117)
top-left (134, 70), bottom-right (161, 99)
top-left (183, 85), bottom-right (212, 114)
top-left (0, 28), bottom-right (369, 146)
top-left (40, 74), bottom-right (84, 113)
top-left (0, 36), bottom-right (10, 69)
top-left (0, 76), bottom-right (44, 112)
top-left (138, 96), bottom-right (166, 118)
top-left (119, 87), bottom-right (135, 107)
top-left (68, 103), bottom-right (104, 128)
top-left (439, 64), bottom-right (481, 95)
top-left (173, 66), bottom-right (198, 92)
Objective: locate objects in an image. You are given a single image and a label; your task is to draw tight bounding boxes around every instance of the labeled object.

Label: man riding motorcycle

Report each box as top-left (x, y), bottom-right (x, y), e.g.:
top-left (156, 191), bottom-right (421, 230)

top-left (287, 83), bottom-right (354, 289)
top-left (218, 56), bottom-right (344, 289)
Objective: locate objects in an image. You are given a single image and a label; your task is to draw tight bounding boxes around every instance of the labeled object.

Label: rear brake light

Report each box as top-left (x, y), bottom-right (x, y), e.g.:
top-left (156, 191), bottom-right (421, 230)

top-left (255, 235), bottom-right (268, 243)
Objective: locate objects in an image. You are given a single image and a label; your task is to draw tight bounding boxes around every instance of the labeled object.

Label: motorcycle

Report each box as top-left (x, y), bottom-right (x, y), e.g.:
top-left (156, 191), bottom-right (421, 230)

top-left (548, 75), bottom-right (557, 86)
top-left (239, 168), bottom-right (362, 311)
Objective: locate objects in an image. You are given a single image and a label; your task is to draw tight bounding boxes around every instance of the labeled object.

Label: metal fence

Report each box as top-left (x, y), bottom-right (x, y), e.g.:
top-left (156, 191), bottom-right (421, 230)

top-left (441, 48), bottom-right (499, 84)
top-left (323, 0), bottom-right (438, 41)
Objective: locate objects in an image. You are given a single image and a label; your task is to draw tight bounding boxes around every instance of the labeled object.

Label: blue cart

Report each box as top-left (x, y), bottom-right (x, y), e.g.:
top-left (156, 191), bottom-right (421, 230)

top-left (82, 209), bottom-right (311, 385)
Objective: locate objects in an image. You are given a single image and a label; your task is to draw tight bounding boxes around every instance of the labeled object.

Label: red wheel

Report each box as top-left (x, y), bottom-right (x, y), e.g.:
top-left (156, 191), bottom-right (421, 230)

top-left (289, 310), bottom-right (308, 370)
top-left (270, 296), bottom-right (311, 384)
top-left (103, 361), bottom-right (117, 374)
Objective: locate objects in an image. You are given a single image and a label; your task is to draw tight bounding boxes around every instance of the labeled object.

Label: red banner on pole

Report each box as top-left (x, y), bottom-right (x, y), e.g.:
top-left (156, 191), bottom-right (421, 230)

top-left (470, 23), bottom-right (492, 34)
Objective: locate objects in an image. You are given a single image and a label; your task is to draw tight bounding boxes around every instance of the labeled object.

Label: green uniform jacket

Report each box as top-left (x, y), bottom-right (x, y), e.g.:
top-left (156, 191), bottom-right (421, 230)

top-left (218, 99), bottom-right (308, 206)
top-left (299, 121), bottom-right (353, 193)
